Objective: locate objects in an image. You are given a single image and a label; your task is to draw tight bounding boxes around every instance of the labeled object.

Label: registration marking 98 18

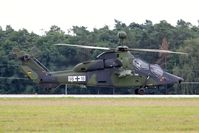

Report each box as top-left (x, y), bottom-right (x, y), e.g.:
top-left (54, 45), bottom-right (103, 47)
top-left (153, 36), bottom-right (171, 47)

top-left (68, 76), bottom-right (86, 82)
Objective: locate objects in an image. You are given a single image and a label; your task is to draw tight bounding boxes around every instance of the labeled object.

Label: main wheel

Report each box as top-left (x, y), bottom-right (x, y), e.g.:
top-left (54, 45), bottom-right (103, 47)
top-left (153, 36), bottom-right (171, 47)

top-left (135, 88), bottom-right (145, 95)
top-left (138, 88), bottom-right (145, 95)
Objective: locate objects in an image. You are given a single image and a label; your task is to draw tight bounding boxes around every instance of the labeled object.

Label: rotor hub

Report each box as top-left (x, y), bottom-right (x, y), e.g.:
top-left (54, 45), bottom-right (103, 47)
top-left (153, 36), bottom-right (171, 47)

top-left (116, 46), bottom-right (129, 52)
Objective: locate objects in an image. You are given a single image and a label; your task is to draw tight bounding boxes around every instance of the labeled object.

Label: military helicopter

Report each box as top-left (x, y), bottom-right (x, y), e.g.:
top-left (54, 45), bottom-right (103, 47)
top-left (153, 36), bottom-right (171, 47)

top-left (13, 31), bottom-right (187, 94)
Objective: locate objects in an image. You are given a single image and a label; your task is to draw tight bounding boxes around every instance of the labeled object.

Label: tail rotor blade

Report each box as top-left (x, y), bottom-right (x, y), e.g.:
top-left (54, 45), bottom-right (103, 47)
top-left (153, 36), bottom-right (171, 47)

top-left (0, 77), bottom-right (29, 80)
top-left (11, 48), bottom-right (26, 59)
top-left (30, 46), bottom-right (41, 57)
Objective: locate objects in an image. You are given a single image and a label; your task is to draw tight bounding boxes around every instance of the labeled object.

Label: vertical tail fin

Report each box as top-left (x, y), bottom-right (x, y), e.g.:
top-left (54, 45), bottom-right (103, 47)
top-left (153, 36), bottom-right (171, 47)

top-left (12, 48), bottom-right (59, 88)
top-left (12, 49), bottom-right (60, 88)
top-left (12, 48), bottom-right (47, 83)
top-left (20, 56), bottom-right (47, 84)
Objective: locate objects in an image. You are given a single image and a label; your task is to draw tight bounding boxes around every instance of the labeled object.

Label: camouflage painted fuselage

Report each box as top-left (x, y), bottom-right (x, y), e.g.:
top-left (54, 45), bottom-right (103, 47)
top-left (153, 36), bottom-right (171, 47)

top-left (18, 49), bottom-right (183, 89)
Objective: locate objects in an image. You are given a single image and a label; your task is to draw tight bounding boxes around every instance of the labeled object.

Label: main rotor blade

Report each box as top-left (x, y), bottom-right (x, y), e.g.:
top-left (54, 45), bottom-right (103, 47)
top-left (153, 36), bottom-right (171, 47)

top-left (54, 43), bottom-right (111, 50)
top-left (129, 48), bottom-right (188, 55)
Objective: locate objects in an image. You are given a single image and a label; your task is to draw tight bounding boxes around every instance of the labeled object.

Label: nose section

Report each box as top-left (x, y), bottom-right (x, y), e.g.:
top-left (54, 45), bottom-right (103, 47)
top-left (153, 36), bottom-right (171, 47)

top-left (164, 72), bottom-right (184, 84)
top-left (177, 76), bottom-right (184, 83)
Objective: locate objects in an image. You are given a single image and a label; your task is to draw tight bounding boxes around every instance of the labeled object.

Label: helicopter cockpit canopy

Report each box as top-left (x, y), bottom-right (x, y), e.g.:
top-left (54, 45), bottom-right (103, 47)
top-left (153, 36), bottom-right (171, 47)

top-left (97, 51), bottom-right (117, 60)
top-left (73, 58), bottom-right (122, 72)
top-left (150, 64), bottom-right (163, 77)
top-left (133, 58), bottom-right (164, 76)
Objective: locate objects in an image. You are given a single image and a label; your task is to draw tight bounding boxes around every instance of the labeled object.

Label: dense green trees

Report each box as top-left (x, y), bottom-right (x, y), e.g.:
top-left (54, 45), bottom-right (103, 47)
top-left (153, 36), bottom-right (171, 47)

top-left (0, 20), bottom-right (199, 94)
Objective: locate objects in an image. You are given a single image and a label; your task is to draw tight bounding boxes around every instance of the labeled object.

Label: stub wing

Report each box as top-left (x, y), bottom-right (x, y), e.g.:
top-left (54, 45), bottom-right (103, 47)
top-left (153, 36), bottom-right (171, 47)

top-left (115, 70), bottom-right (133, 78)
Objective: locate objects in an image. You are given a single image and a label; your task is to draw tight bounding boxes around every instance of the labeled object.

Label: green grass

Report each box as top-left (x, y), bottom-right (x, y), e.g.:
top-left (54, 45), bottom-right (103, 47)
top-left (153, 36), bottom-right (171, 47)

top-left (0, 98), bottom-right (199, 133)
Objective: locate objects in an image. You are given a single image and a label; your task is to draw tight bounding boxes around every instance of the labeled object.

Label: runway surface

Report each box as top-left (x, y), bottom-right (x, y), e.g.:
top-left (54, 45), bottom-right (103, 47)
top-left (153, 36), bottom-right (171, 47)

top-left (0, 95), bottom-right (199, 98)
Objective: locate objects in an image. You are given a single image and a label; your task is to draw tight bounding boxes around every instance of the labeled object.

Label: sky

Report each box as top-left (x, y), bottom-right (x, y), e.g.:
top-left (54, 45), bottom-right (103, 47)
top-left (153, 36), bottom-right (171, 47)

top-left (0, 0), bottom-right (199, 35)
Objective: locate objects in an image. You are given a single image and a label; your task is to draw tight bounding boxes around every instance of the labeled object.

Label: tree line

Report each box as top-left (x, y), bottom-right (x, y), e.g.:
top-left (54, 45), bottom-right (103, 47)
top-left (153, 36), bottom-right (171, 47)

top-left (0, 19), bottom-right (199, 94)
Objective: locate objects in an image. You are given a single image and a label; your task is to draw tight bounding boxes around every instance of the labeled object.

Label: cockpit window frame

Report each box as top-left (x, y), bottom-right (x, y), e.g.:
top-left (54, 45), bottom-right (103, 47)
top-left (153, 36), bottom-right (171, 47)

top-left (133, 58), bottom-right (150, 70)
top-left (96, 51), bottom-right (117, 60)
top-left (150, 64), bottom-right (164, 77)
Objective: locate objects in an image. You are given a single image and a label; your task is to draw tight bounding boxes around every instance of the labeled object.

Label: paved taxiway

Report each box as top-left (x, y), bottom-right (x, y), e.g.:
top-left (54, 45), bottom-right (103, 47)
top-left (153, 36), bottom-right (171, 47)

top-left (0, 95), bottom-right (199, 98)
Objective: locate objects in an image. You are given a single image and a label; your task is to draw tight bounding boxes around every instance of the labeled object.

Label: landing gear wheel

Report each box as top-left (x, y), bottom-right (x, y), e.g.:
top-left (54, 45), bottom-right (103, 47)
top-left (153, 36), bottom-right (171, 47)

top-left (138, 88), bottom-right (145, 95)
top-left (135, 88), bottom-right (145, 95)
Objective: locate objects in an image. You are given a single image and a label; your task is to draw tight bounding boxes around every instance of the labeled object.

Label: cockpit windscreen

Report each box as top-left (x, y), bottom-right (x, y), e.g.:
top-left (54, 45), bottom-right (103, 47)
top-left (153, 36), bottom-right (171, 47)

top-left (150, 64), bottom-right (163, 77)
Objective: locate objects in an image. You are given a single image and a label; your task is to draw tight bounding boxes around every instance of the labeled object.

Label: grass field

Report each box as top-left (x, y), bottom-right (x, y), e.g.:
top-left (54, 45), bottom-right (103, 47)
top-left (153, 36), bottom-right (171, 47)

top-left (0, 98), bottom-right (199, 133)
